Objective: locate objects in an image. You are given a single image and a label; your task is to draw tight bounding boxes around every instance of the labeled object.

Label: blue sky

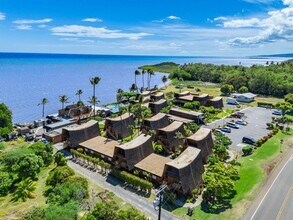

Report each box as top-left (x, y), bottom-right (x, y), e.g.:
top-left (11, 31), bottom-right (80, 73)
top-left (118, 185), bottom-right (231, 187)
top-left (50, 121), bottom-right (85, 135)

top-left (0, 0), bottom-right (292, 56)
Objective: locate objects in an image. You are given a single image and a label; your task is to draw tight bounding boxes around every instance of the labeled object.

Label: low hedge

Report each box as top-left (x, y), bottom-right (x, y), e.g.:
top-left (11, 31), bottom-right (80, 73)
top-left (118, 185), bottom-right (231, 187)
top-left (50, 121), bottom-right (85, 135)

top-left (257, 101), bottom-right (274, 108)
top-left (111, 169), bottom-right (152, 193)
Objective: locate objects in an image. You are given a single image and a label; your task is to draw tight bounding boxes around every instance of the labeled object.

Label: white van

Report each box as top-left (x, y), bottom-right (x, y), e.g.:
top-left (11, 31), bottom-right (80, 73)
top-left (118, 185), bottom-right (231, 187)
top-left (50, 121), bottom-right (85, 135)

top-left (227, 97), bottom-right (239, 105)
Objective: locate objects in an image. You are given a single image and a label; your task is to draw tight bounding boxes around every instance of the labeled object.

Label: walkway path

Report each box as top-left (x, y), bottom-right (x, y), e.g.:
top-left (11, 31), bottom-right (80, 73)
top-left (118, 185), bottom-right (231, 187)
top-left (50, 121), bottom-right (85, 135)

top-left (67, 160), bottom-right (179, 220)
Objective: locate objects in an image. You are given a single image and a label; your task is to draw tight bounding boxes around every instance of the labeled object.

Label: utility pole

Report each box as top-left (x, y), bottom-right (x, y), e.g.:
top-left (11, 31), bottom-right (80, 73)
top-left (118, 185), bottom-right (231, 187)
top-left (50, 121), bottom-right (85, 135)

top-left (158, 193), bottom-right (162, 220)
top-left (153, 184), bottom-right (167, 220)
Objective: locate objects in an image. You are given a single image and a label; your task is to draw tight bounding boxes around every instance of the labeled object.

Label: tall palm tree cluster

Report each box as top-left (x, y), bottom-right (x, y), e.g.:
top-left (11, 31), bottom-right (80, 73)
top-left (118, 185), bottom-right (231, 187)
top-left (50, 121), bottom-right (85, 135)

top-left (38, 76), bottom-right (101, 118)
top-left (133, 69), bottom-right (156, 92)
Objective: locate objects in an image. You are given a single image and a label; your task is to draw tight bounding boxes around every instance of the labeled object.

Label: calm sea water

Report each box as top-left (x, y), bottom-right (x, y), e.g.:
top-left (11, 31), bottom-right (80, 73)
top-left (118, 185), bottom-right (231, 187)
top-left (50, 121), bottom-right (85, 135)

top-left (0, 53), bottom-right (287, 123)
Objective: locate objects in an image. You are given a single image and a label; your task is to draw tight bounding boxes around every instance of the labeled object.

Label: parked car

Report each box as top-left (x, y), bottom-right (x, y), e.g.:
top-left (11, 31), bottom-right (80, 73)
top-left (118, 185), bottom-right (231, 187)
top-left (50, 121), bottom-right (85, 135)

top-left (226, 122), bottom-right (240, 129)
top-left (235, 119), bottom-right (247, 125)
top-left (272, 109), bottom-right (282, 115)
top-left (230, 112), bottom-right (243, 118)
top-left (242, 136), bottom-right (256, 145)
top-left (227, 97), bottom-right (239, 105)
top-left (0, 136), bottom-right (3, 142)
top-left (214, 129), bottom-right (225, 136)
top-left (221, 126), bottom-right (231, 133)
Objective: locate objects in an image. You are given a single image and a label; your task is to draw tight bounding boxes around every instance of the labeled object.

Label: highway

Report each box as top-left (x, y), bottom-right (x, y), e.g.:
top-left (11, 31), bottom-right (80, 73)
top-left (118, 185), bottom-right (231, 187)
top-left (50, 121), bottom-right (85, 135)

top-left (244, 151), bottom-right (293, 220)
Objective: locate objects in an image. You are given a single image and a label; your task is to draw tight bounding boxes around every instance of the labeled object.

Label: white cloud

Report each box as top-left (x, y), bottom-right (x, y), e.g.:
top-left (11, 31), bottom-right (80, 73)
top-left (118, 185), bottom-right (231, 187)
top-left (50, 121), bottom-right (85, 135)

top-left (214, 0), bottom-right (293, 46)
top-left (16, 24), bottom-right (32, 30)
top-left (13, 18), bottom-right (53, 25)
top-left (82, 18), bottom-right (102, 22)
top-left (0, 12), bottom-right (5, 21)
top-left (214, 16), bottom-right (228, 21)
top-left (13, 18), bottom-right (52, 30)
top-left (167, 15), bottom-right (181, 20)
top-left (242, 0), bottom-right (274, 4)
top-left (152, 15), bottom-right (181, 23)
top-left (223, 18), bottom-right (260, 28)
top-left (51, 25), bottom-right (151, 40)
top-left (60, 37), bottom-right (95, 43)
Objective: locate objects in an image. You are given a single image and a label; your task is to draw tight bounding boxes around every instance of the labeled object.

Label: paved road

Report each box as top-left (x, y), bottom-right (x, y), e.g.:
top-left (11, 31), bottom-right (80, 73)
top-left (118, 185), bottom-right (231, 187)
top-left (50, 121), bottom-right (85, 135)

top-left (244, 150), bottom-right (293, 220)
top-left (67, 160), bottom-right (179, 220)
top-left (205, 107), bottom-right (274, 152)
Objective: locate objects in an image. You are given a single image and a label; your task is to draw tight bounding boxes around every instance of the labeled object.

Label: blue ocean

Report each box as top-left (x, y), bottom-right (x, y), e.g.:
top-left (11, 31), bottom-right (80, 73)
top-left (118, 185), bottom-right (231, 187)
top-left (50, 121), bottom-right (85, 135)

top-left (0, 53), bottom-right (287, 123)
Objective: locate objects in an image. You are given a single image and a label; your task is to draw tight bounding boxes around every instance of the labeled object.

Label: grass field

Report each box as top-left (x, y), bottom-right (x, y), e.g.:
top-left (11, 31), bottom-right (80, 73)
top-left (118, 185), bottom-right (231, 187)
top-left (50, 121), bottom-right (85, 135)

top-left (172, 129), bottom-right (293, 219)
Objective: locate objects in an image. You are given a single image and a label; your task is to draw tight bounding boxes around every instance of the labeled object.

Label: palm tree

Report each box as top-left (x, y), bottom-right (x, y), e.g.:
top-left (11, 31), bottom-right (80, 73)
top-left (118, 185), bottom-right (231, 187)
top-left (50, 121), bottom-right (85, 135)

top-left (76, 89), bottom-right (83, 101)
top-left (13, 178), bottom-right (36, 202)
top-left (162, 75), bottom-right (168, 88)
top-left (59, 95), bottom-right (69, 109)
top-left (88, 96), bottom-right (99, 110)
top-left (38, 98), bottom-right (48, 118)
top-left (134, 70), bottom-right (141, 92)
top-left (90, 76), bottom-right (101, 117)
top-left (147, 69), bottom-right (155, 89)
top-left (142, 69), bottom-right (146, 89)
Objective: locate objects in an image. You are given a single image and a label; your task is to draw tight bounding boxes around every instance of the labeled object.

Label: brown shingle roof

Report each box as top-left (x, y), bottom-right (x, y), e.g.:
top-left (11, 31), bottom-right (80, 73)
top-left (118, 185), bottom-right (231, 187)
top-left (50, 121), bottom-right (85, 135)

top-left (63, 120), bottom-right (98, 131)
top-left (166, 147), bottom-right (201, 169)
top-left (187, 128), bottom-right (211, 142)
top-left (106, 113), bottom-right (133, 122)
top-left (79, 136), bottom-right (118, 158)
top-left (118, 134), bottom-right (152, 150)
top-left (134, 153), bottom-right (172, 177)
top-left (158, 121), bottom-right (183, 132)
top-left (145, 113), bottom-right (167, 122)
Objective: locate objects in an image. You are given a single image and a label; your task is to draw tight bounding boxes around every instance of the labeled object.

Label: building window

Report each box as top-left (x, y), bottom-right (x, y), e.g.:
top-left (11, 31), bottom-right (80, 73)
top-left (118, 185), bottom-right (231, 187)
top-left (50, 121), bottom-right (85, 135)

top-left (91, 150), bottom-right (94, 154)
top-left (84, 148), bottom-right (88, 152)
top-left (108, 158), bottom-right (112, 162)
top-left (101, 155), bottom-right (105, 158)
top-left (152, 175), bottom-right (157, 180)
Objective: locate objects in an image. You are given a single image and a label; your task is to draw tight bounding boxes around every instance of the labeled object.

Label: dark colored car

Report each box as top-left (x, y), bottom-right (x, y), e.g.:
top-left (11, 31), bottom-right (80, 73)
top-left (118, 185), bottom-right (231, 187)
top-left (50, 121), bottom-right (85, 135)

top-left (242, 136), bottom-right (256, 145)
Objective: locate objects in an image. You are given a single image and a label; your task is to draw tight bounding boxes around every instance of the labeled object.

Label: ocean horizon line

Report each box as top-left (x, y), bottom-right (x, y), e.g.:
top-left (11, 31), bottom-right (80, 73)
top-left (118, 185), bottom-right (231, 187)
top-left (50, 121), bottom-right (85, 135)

top-left (0, 51), bottom-right (261, 59)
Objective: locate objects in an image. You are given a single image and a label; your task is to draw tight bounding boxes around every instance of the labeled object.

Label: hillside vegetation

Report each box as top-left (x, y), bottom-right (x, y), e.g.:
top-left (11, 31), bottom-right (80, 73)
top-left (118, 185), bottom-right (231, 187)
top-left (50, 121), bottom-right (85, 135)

top-left (141, 60), bottom-right (293, 97)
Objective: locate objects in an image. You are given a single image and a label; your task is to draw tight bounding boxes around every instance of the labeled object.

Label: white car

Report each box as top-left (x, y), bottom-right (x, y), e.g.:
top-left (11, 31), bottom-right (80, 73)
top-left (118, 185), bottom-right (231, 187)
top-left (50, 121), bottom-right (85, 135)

top-left (272, 109), bottom-right (282, 115)
top-left (214, 129), bottom-right (226, 136)
top-left (235, 119), bottom-right (247, 125)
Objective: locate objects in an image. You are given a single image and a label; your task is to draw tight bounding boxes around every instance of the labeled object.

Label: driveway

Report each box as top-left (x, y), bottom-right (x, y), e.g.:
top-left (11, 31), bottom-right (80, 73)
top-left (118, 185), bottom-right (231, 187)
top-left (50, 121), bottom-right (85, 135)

top-left (205, 107), bottom-right (274, 152)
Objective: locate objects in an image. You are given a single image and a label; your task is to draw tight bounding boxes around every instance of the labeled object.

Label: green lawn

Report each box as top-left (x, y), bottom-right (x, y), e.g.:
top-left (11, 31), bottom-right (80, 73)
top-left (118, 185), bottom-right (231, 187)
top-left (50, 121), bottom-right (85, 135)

top-left (172, 130), bottom-right (293, 220)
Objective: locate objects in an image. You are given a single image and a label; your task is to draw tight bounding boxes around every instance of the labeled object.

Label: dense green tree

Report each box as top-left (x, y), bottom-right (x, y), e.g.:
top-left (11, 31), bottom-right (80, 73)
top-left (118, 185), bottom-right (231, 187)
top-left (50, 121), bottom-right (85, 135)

top-left (46, 180), bottom-right (88, 205)
top-left (238, 86), bottom-right (249, 93)
top-left (54, 152), bottom-right (67, 166)
top-left (44, 202), bottom-right (79, 220)
top-left (46, 166), bottom-right (75, 187)
top-left (0, 171), bottom-right (13, 196)
top-left (23, 206), bottom-right (46, 220)
top-left (134, 70), bottom-right (141, 92)
top-left (220, 84), bottom-right (234, 95)
top-left (87, 202), bottom-right (118, 220)
top-left (29, 142), bottom-right (53, 166)
top-left (275, 102), bottom-right (292, 116)
top-left (0, 103), bottom-right (13, 136)
top-left (203, 162), bottom-right (239, 206)
top-left (117, 208), bottom-right (147, 220)
top-left (15, 154), bottom-right (44, 180)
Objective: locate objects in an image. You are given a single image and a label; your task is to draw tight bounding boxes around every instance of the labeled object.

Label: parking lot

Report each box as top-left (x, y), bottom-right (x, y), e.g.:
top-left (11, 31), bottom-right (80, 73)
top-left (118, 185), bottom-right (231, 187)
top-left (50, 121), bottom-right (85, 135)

top-left (205, 107), bottom-right (274, 152)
